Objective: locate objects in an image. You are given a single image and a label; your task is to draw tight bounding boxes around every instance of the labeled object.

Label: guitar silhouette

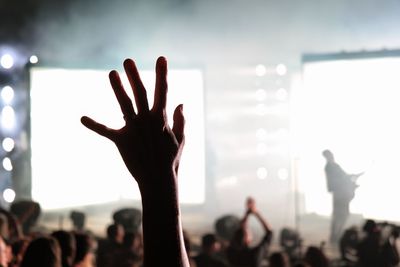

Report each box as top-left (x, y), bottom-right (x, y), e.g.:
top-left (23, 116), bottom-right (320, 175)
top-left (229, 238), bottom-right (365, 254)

top-left (344, 172), bottom-right (364, 201)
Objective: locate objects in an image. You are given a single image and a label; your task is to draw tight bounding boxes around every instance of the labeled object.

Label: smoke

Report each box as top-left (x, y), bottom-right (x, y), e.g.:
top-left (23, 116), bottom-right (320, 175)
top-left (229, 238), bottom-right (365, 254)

top-left (21, 0), bottom-right (400, 233)
top-left (27, 0), bottom-right (400, 69)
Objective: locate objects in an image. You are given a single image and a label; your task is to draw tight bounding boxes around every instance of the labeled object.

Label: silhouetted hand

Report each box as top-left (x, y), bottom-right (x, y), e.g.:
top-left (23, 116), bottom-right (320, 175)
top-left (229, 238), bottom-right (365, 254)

top-left (81, 56), bottom-right (185, 191)
top-left (81, 56), bottom-right (189, 267)
top-left (246, 197), bottom-right (256, 213)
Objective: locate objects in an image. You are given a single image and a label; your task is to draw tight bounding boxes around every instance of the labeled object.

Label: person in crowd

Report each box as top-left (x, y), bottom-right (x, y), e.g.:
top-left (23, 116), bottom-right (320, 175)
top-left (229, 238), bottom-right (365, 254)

top-left (268, 251), bottom-right (290, 267)
top-left (339, 226), bottom-right (359, 265)
top-left (379, 223), bottom-right (400, 267)
top-left (20, 236), bottom-right (62, 267)
top-left (81, 56), bottom-right (189, 266)
top-left (279, 227), bottom-right (302, 264)
top-left (356, 219), bottom-right (381, 267)
top-left (322, 149), bottom-right (363, 243)
top-left (113, 231), bottom-right (143, 267)
top-left (70, 212), bottom-right (86, 232)
top-left (303, 246), bottom-right (329, 267)
top-left (107, 223), bottom-right (124, 246)
top-left (0, 235), bottom-right (9, 267)
top-left (9, 237), bottom-right (30, 267)
top-left (52, 230), bottom-right (76, 267)
top-left (0, 215), bottom-right (9, 244)
top-left (292, 262), bottom-right (311, 267)
top-left (226, 197), bottom-right (273, 267)
top-left (122, 232), bottom-right (142, 259)
top-left (10, 201), bottom-right (41, 236)
top-left (194, 233), bottom-right (228, 267)
top-left (97, 223), bottom-right (124, 267)
top-left (73, 232), bottom-right (96, 267)
top-left (0, 210), bottom-right (23, 244)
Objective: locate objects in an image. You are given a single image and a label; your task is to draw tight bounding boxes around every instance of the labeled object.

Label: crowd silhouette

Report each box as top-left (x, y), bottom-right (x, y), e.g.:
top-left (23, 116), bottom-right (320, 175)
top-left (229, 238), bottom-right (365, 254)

top-left (0, 56), bottom-right (397, 267)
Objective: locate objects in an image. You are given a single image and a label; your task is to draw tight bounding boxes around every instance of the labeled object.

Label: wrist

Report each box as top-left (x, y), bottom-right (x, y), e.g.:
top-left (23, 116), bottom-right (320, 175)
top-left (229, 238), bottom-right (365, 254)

top-left (139, 173), bottom-right (180, 213)
top-left (138, 167), bottom-right (178, 193)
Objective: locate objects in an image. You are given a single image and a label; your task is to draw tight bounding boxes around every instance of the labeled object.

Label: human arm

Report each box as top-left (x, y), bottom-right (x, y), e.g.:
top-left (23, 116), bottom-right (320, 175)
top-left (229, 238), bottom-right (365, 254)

top-left (247, 197), bottom-right (272, 235)
top-left (239, 198), bottom-right (254, 229)
top-left (241, 197), bottom-right (273, 267)
top-left (81, 56), bottom-right (189, 267)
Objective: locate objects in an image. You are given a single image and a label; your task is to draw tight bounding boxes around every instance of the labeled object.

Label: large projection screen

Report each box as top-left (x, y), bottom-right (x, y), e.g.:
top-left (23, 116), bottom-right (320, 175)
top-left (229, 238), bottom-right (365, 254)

top-left (293, 56), bottom-right (400, 222)
top-left (30, 67), bottom-right (205, 209)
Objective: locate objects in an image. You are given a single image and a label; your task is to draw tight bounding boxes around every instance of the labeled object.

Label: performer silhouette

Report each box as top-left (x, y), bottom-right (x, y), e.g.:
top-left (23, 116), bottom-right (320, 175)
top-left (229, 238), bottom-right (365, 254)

top-left (322, 150), bottom-right (363, 244)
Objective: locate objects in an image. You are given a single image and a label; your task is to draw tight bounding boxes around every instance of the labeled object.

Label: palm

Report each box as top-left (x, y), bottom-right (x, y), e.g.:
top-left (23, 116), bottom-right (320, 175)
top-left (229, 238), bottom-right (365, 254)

top-left (81, 57), bottom-right (184, 187)
top-left (114, 112), bottom-right (182, 184)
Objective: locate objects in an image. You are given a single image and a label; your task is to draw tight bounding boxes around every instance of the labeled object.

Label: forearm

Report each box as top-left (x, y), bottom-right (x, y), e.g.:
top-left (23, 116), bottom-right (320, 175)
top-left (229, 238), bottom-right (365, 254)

top-left (240, 211), bottom-right (250, 228)
top-left (253, 211), bottom-right (272, 233)
top-left (139, 173), bottom-right (190, 267)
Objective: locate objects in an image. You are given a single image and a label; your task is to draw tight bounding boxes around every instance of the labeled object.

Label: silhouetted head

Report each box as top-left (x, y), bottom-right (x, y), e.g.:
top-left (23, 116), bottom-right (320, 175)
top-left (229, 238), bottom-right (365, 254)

top-left (70, 211), bottom-right (85, 231)
top-left (304, 246), bottom-right (329, 267)
top-left (362, 219), bottom-right (377, 234)
top-left (293, 262), bottom-right (311, 267)
top-left (201, 233), bottom-right (221, 254)
top-left (339, 226), bottom-right (359, 252)
top-left (10, 200), bottom-right (41, 235)
top-left (51, 230), bottom-right (76, 267)
top-left (214, 215), bottom-right (240, 241)
top-left (106, 223), bottom-right (124, 244)
top-left (123, 232), bottom-right (142, 252)
top-left (269, 251), bottom-right (290, 267)
top-left (20, 236), bottom-right (62, 267)
top-left (73, 232), bottom-right (96, 267)
top-left (322, 150), bottom-right (334, 162)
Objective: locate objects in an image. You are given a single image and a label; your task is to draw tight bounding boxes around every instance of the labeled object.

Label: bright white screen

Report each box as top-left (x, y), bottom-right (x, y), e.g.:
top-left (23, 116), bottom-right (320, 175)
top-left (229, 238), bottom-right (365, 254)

top-left (292, 57), bottom-right (400, 221)
top-left (30, 67), bottom-right (205, 209)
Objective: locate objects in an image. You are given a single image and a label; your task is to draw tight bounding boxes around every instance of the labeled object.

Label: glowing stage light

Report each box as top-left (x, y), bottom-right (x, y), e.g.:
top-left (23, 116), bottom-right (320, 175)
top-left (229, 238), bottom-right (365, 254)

top-left (30, 55), bottom-right (38, 64)
top-left (1, 86), bottom-right (14, 104)
top-left (3, 188), bottom-right (15, 203)
top-left (2, 157), bottom-right (12, 171)
top-left (1, 106), bottom-right (15, 130)
top-left (278, 168), bottom-right (289, 180)
top-left (257, 167), bottom-right (268, 180)
top-left (0, 54), bottom-right (14, 69)
top-left (275, 88), bottom-right (288, 101)
top-left (276, 64), bottom-right (287, 76)
top-left (2, 138), bottom-right (14, 152)
top-left (296, 56), bottom-right (400, 220)
top-left (31, 68), bottom-right (205, 208)
top-left (255, 88), bottom-right (267, 101)
top-left (255, 64), bottom-right (267, 76)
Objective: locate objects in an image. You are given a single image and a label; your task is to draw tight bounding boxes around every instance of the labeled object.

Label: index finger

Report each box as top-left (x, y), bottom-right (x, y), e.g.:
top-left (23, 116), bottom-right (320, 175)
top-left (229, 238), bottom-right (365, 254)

top-left (123, 59), bottom-right (149, 115)
top-left (109, 70), bottom-right (136, 118)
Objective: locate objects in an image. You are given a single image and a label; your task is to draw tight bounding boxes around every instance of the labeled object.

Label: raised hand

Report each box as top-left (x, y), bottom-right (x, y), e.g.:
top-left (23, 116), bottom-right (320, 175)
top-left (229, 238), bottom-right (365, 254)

top-left (81, 56), bottom-right (189, 267)
top-left (81, 56), bottom-right (185, 191)
top-left (246, 196), bottom-right (256, 213)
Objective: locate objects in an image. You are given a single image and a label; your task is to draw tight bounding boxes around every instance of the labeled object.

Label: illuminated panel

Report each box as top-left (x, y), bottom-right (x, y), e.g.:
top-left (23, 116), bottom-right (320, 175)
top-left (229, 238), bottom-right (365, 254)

top-left (30, 67), bottom-right (205, 209)
top-left (293, 57), bottom-right (400, 221)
